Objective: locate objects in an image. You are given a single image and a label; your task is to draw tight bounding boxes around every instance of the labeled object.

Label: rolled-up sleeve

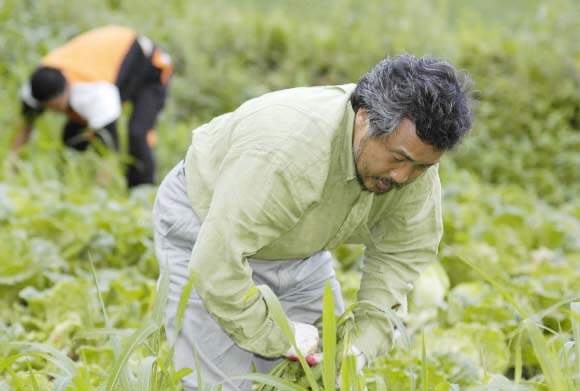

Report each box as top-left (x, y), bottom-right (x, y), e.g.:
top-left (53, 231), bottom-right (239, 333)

top-left (353, 168), bottom-right (443, 360)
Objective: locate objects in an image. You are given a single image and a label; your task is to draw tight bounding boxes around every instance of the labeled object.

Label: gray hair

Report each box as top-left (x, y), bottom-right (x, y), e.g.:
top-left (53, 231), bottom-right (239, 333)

top-left (351, 54), bottom-right (474, 150)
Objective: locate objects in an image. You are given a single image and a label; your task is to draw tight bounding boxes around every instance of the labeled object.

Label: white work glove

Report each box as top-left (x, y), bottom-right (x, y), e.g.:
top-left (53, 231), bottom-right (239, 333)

top-left (284, 321), bottom-right (320, 363)
top-left (337, 346), bottom-right (367, 390)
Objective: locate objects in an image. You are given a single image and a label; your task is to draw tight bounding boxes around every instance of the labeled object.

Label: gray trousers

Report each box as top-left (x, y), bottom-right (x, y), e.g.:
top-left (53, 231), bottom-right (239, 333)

top-left (153, 161), bottom-right (345, 391)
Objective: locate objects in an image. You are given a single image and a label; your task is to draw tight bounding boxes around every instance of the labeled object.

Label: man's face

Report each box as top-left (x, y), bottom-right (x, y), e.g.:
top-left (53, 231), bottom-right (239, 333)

top-left (43, 87), bottom-right (70, 113)
top-left (352, 109), bottom-right (445, 193)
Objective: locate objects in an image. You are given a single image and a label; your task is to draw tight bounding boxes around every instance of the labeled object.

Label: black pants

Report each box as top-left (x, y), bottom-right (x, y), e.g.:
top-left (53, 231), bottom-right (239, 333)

top-left (62, 39), bottom-right (170, 188)
top-left (62, 80), bottom-right (167, 187)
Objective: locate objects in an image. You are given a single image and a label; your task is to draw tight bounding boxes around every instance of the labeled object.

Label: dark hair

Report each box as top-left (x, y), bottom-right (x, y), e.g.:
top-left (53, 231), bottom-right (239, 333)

top-left (351, 54), bottom-right (474, 150)
top-left (30, 66), bottom-right (67, 102)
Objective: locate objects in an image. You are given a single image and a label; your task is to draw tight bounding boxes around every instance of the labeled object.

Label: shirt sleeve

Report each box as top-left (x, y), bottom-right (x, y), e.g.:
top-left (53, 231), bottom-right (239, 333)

top-left (353, 167), bottom-right (443, 360)
top-left (20, 83), bottom-right (44, 121)
top-left (69, 82), bottom-right (121, 129)
top-left (187, 146), bottom-right (312, 357)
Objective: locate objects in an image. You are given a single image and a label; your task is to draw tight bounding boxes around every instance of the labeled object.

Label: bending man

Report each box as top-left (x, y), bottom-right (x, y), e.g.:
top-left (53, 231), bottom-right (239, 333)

top-left (14, 25), bottom-right (172, 188)
top-left (153, 54), bottom-right (474, 390)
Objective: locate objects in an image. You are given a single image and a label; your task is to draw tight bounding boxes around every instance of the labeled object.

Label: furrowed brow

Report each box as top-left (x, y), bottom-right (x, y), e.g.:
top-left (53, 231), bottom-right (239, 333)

top-left (393, 148), bottom-right (439, 166)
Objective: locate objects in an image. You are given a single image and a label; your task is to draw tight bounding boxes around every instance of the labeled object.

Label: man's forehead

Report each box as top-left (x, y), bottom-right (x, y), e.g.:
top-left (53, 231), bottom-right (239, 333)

top-left (386, 120), bottom-right (445, 164)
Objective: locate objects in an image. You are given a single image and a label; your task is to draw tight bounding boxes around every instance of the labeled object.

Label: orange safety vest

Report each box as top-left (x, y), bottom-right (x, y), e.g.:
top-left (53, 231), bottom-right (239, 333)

top-left (41, 25), bottom-right (137, 83)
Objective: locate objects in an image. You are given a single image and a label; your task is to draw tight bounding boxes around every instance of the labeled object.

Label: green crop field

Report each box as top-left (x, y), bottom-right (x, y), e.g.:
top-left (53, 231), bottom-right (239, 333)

top-left (0, 0), bottom-right (579, 389)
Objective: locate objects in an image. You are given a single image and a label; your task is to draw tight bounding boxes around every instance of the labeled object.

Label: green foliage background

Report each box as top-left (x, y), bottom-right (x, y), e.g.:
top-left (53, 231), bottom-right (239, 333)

top-left (0, 0), bottom-right (579, 389)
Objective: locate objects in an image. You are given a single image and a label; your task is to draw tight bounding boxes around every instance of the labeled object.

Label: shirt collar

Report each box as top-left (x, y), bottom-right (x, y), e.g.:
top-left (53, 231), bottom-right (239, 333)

top-left (340, 95), bottom-right (358, 182)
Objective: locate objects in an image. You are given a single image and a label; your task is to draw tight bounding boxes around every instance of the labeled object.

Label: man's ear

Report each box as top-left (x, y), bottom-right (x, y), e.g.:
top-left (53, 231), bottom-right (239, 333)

top-left (356, 108), bottom-right (368, 125)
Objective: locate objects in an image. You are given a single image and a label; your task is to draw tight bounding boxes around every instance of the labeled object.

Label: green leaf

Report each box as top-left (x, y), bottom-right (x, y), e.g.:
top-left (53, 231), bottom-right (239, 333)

top-left (322, 281), bottom-right (336, 391)
top-left (89, 252), bottom-right (110, 328)
top-left (1, 342), bottom-right (78, 380)
top-left (421, 331), bottom-right (428, 391)
top-left (105, 322), bottom-right (159, 391)
top-left (232, 373), bottom-right (309, 391)
top-left (571, 302), bottom-right (580, 391)
top-left (524, 319), bottom-right (566, 391)
top-left (257, 285), bottom-right (320, 391)
top-left (175, 272), bottom-right (196, 341)
top-left (137, 356), bottom-right (157, 391)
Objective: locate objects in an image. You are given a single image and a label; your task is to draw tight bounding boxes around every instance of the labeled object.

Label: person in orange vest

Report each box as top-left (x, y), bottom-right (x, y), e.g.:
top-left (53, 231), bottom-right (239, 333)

top-left (12, 25), bottom-right (173, 188)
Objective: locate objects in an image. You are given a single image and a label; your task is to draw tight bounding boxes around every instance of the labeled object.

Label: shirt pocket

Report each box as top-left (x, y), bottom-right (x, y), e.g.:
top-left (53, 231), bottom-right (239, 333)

top-left (154, 200), bottom-right (200, 249)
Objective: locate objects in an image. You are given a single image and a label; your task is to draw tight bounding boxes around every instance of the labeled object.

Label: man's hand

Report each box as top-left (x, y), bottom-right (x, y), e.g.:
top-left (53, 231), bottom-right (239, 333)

top-left (284, 321), bottom-right (319, 362)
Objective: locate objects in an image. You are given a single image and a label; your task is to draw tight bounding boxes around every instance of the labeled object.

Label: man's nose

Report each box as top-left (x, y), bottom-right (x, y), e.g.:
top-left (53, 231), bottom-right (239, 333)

top-left (389, 163), bottom-right (414, 184)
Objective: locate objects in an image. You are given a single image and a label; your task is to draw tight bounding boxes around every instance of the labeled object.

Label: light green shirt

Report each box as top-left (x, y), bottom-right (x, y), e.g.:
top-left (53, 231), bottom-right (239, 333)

top-left (184, 84), bottom-right (442, 360)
